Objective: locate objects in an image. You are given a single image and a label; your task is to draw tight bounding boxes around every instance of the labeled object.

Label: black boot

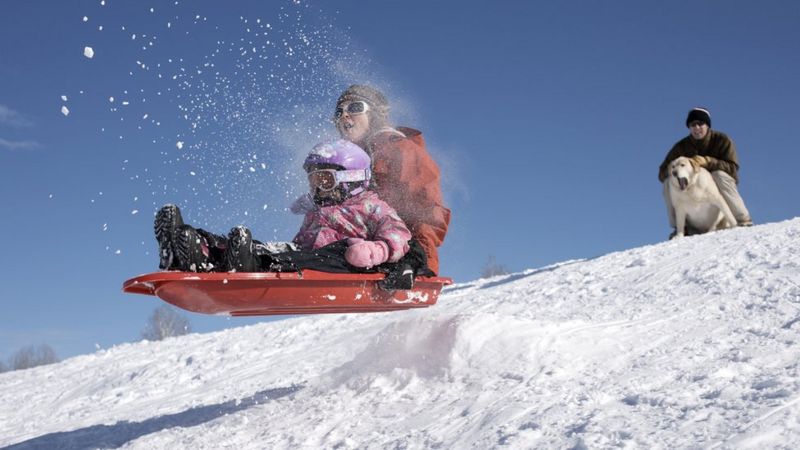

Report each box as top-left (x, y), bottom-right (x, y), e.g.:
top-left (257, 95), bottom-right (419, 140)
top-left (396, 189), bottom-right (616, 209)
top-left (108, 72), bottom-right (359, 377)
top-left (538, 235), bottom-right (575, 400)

top-left (378, 262), bottom-right (415, 291)
top-left (173, 225), bottom-right (213, 272)
top-left (225, 226), bottom-right (259, 272)
top-left (154, 204), bottom-right (185, 270)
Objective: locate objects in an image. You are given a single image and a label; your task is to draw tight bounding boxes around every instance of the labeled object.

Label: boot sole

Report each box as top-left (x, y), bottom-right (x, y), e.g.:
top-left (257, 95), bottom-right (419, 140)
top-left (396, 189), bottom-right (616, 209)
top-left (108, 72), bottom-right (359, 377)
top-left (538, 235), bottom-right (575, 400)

top-left (155, 204), bottom-right (183, 270)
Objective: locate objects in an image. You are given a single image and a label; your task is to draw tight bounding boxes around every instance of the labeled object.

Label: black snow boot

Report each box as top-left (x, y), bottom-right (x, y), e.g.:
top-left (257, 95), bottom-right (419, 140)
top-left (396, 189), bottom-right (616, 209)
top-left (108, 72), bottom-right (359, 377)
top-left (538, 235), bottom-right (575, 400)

top-left (377, 239), bottom-right (432, 290)
top-left (378, 262), bottom-right (415, 291)
top-left (154, 204), bottom-right (185, 270)
top-left (225, 226), bottom-right (260, 272)
top-left (173, 225), bottom-right (214, 272)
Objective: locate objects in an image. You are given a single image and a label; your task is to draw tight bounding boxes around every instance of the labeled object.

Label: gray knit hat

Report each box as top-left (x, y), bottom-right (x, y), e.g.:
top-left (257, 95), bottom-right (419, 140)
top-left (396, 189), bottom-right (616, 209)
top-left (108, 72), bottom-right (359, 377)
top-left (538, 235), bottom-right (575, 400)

top-left (336, 84), bottom-right (390, 117)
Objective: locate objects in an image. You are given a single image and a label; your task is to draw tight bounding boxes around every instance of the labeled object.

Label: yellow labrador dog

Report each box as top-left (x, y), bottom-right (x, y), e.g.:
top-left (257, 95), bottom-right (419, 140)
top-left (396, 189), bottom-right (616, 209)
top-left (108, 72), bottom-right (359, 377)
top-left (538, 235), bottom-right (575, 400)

top-left (668, 156), bottom-right (736, 238)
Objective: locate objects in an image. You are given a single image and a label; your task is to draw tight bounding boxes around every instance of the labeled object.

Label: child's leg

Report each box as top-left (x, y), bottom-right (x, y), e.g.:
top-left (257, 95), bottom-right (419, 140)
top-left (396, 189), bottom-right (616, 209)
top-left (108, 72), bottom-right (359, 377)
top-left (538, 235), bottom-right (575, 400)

top-left (264, 240), bottom-right (353, 273)
top-left (196, 228), bottom-right (228, 268)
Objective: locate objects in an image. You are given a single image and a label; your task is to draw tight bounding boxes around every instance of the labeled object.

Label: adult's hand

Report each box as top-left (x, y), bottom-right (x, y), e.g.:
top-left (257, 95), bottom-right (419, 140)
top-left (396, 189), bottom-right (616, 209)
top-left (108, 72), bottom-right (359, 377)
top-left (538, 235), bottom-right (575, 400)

top-left (691, 155), bottom-right (710, 167)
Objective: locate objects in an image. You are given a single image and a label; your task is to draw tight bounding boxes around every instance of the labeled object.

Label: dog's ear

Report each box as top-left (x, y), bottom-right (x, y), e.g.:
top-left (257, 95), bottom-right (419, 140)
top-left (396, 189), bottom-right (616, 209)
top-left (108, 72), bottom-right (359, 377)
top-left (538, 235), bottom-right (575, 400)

top-left (687, 157), bottom-right (699, 171)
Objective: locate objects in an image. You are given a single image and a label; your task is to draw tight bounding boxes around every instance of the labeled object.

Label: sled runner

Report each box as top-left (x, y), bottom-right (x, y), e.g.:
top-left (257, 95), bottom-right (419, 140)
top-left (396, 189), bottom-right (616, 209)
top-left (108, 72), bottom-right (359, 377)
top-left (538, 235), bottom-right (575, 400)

top-left (122, 270), bottom-right (452, 316)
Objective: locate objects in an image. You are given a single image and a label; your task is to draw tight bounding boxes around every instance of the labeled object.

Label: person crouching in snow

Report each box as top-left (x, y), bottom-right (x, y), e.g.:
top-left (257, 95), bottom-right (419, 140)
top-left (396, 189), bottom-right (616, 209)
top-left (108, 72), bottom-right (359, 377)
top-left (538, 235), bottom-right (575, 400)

top-left (154, 139), bottom-right (422, 289)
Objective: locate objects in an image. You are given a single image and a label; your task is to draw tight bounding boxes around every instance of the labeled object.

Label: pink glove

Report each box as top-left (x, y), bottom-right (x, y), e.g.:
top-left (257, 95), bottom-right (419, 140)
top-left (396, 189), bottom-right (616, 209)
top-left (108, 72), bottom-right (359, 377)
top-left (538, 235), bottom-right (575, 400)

top-left (345, 238), bottom-right (389, 268)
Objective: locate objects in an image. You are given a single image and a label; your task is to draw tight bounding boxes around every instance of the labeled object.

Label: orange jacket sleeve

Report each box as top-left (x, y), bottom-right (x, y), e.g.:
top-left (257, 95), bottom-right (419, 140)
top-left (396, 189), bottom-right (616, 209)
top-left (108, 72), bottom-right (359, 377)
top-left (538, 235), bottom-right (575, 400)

top-left (369, 127), bottom-right (451, 274)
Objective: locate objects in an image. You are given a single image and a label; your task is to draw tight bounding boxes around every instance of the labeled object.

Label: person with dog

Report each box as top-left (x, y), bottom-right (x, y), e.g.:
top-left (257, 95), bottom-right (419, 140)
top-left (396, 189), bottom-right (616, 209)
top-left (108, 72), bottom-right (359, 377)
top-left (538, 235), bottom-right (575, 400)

top-left (155, 139), bottom-right (424, 289)
top-left (658, 107), bottom-right (753, 237)
top-left (329, 84), bottom-right (451, 275)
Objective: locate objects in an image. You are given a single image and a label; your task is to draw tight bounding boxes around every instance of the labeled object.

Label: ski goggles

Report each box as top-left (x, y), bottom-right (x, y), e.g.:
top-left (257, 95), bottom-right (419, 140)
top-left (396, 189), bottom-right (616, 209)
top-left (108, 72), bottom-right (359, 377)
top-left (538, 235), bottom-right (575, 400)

top-left (307, 168), bottom-right (371, 192)
top-left (334, 101), bottom-right (370, 119)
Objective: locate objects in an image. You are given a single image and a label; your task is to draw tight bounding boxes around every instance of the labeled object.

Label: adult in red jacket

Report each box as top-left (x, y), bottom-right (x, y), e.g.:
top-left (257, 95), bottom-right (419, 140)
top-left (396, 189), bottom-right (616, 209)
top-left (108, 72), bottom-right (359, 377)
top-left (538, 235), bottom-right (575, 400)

top-left (334, 84), bottom-right (451, 275)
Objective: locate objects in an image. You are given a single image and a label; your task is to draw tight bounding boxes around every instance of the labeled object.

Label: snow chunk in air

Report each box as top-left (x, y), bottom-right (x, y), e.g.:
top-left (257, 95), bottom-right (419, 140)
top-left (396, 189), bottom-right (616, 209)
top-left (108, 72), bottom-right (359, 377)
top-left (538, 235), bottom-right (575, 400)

top-left (61, 106), bottom-right (70, 116)
top-left (83, 46), bottom-right (94, 58)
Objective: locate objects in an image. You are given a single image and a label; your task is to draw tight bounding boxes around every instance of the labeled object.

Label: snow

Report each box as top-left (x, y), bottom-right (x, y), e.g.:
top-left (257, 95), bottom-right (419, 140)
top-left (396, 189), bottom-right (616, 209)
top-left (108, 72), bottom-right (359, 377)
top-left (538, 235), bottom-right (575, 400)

top-left (64, 2), bottom-right (369, 252)
top-left (2, 220), bottom-right (799, 448)
top-left (83, 46), bottom-right (94, 58)
top-left (61, 106), bottom-right (70, 116)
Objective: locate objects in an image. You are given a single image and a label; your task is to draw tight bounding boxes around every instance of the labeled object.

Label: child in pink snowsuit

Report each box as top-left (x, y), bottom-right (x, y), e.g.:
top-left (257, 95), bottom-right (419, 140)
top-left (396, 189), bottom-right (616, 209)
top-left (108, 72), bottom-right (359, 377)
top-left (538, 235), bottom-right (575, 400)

top-left (292, 189), bottom-right (411, 266)
top-left (155, 140), bottom-right (414, 278)
top-left (289, 139), bottom-right (412, 268)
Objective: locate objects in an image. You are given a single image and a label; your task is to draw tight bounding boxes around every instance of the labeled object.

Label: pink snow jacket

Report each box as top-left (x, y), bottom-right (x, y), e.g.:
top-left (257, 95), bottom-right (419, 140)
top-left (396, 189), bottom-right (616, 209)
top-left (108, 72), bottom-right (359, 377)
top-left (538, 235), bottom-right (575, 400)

top-left (292, 190), bottom-right (412, 263)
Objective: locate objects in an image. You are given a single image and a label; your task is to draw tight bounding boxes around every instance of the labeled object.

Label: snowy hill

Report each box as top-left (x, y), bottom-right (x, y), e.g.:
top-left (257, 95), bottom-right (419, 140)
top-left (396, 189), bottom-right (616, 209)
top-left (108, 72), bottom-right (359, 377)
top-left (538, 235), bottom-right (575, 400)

top-left (2, 219), bottom-right (800, 449)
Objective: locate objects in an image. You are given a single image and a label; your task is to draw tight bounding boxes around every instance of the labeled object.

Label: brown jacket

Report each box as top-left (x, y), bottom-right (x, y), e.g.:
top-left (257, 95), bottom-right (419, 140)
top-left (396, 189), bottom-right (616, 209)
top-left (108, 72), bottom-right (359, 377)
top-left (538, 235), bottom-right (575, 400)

top-left (366, 127), bottom-right (450, 275)
top-left (658, 129), bottom-right (740, 183)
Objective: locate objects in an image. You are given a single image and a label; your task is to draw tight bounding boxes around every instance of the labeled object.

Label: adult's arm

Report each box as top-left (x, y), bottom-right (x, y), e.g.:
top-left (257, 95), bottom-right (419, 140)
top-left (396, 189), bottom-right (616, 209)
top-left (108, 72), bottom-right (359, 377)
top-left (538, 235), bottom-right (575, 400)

top-left (703, 133), bottom-right (740, 179)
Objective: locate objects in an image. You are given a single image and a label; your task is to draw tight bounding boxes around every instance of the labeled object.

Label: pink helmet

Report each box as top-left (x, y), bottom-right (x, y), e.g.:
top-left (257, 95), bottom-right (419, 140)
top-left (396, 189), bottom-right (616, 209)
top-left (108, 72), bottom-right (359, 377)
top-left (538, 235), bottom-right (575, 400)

top-left (304, 139), bottom-right (371, 195)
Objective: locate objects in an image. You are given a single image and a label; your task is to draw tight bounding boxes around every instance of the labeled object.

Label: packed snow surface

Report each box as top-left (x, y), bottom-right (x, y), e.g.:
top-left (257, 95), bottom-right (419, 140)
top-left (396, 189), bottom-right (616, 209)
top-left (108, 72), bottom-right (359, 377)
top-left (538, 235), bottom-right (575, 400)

top-left (2, 219), bottom-right (800, 449)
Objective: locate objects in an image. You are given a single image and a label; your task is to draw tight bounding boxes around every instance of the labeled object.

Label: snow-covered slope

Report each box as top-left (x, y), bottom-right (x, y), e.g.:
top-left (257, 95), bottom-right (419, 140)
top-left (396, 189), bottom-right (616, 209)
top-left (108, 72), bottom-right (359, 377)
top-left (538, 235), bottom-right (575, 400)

top-left (2, 219), bottom-right (800, 449)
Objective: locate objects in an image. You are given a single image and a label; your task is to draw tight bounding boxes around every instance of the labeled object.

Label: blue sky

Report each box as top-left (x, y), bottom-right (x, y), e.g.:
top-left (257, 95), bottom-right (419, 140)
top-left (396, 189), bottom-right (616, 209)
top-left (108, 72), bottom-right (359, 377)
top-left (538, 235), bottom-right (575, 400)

top-left (1, 0), bottom-right (798, 361)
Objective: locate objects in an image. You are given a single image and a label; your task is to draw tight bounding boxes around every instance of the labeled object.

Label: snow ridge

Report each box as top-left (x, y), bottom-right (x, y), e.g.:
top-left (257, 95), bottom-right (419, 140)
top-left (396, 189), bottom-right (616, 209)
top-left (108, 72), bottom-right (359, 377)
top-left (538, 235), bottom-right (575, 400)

top-left (2, 219), bottom-right (800, 449)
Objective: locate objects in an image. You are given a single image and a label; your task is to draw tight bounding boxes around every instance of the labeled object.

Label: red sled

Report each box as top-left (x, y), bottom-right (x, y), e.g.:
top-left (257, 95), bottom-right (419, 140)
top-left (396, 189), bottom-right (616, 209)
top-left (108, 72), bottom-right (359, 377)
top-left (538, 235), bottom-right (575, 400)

top-left (122, 270), bottom-right (452, 316)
